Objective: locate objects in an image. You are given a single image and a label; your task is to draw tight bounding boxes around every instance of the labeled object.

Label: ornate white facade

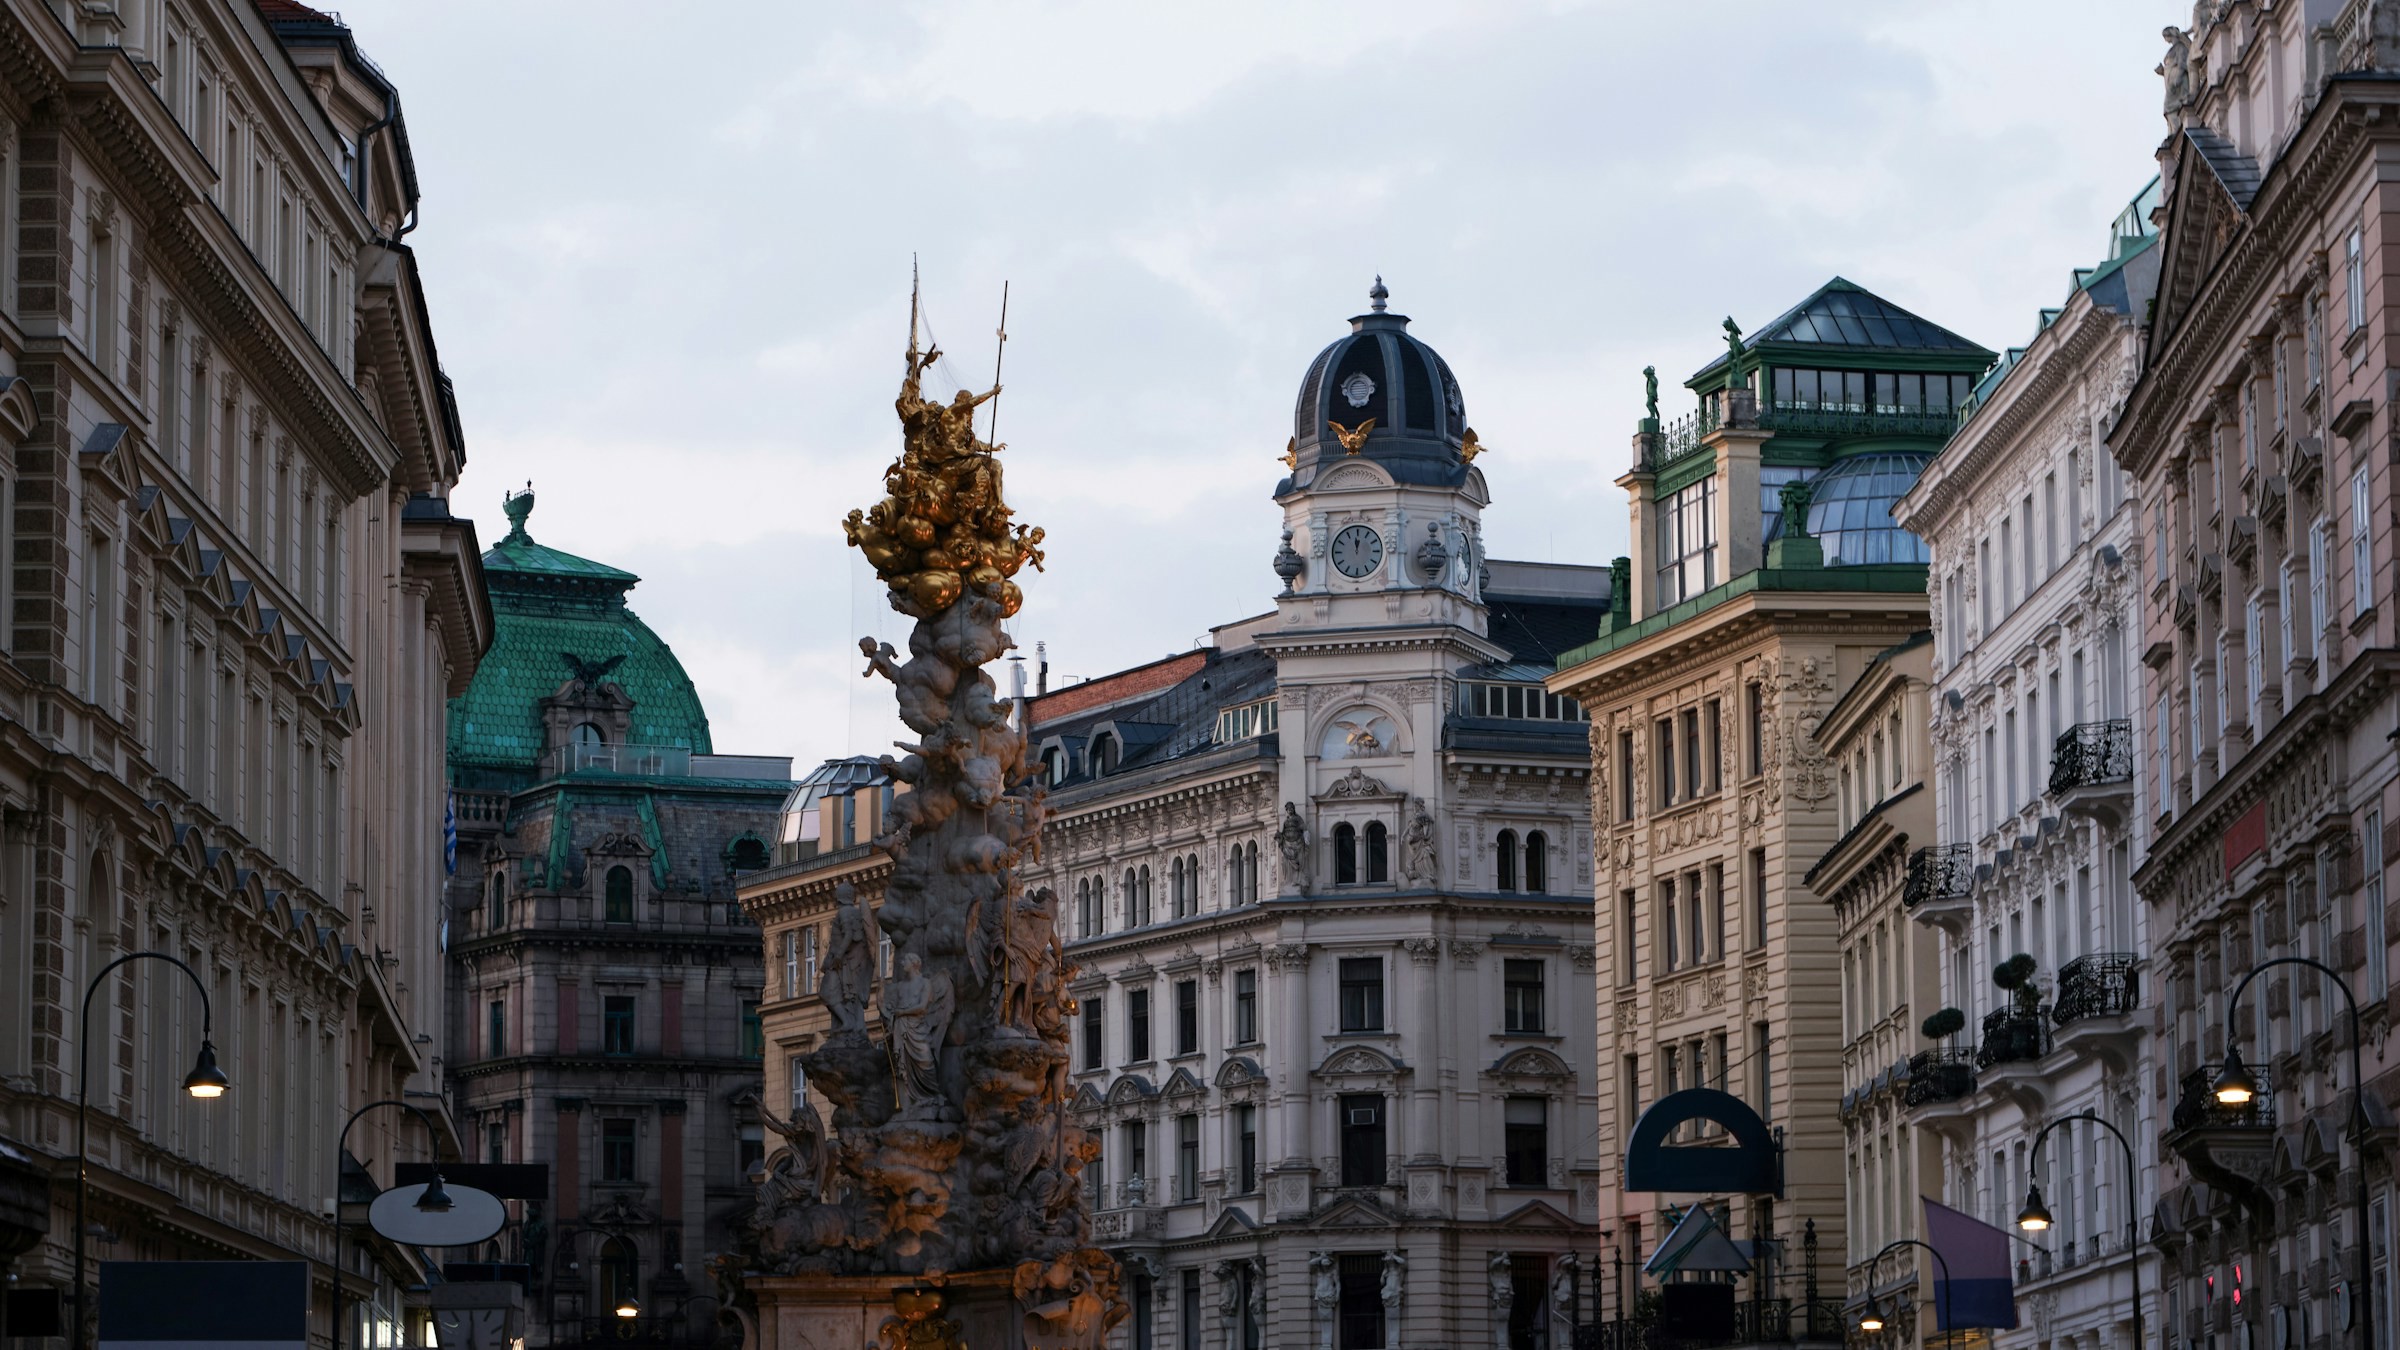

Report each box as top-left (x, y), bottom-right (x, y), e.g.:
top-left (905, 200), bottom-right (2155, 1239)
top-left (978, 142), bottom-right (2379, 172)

top-left (1892, 188), bottom-right (2161, 1350)
top-left (1013, 286), bottom-right (1607, 1350)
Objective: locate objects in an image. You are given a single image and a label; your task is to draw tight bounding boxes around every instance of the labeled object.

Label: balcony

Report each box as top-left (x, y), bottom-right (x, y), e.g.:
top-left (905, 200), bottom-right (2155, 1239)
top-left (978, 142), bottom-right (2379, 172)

top-left (2051, 952), bottom-right (2141, 1068)
top-left (1975, 1008), bottom-right (2051, 1070)
top-left (1655, 398), bottom-right (1962, 468)
top-left (1903, 1047), bottom-right (1977, 1115)
top-left (2049, 720), bottom-right (2135, 826)
top-left (1903, 844), bottom-right (1974, 932)
top-left (2168, 1063), bottom-right (2278, 1196)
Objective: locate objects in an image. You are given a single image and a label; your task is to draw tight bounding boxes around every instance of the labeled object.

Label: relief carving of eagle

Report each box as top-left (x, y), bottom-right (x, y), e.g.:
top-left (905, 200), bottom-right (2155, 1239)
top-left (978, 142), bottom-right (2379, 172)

top-left (561, 652), bottom-right (628, 688)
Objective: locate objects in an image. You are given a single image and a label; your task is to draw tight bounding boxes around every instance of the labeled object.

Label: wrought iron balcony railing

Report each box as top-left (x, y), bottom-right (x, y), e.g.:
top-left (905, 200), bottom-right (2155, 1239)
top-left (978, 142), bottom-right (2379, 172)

top-left (2049, 720), bottom-right (2135, 795)
top-left (2052, 953), bottom-right (2140, 1026)
top-left (1655, 400), bottom-right (1963, 468)
top-left (2171, 1064), bottom-right (2276, 1132)
top-left (1975, 1008), bottom-right (2052, 1069)
top-left (1904, 844), bottom-right (1973, 909)
top-left (1904, 1047), bottom-right (1977, 1106)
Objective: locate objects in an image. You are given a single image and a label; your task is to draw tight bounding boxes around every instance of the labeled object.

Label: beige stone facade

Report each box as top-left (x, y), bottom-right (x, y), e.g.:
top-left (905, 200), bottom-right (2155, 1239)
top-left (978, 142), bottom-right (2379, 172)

top-left (0, 2), bottom-right (486, 1347)
top-left (1804, 636), bottom-right (1943, 1344)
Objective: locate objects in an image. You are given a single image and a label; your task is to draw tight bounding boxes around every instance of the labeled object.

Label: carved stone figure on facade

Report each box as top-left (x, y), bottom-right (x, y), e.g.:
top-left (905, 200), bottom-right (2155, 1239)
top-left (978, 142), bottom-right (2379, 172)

top-left (1400, 799), bottom-right (1438, 883)
top-left (759, 1096), bottom-right (833, 1206)
top-left (2160, 26), bottom-right (2193, 116)
top-left (1643, 365), bottom-right (1660, 424)
top-left (820, 882), bottom-right (879, 1035)
top-left (1550, 1254), bottom-right (1580, 1329)
top-left (1381, 1250), bottom-right (1406, 1326)
top-left (1215, 1262), bottom-right (1244, 1322)
top-left (1276, 802), bottom-right (1311, 896)
top-left (881, 952), bottom-right (956, 1120)
top-left (1311, 1252), bottom-right (1339, 1350)
top-left (1488, 1252), bottom-right (1513, 1319)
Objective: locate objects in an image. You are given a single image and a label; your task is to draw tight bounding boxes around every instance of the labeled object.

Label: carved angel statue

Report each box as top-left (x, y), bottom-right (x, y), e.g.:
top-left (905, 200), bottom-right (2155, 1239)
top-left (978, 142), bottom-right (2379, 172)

top-left (819, 883), bottom-right (878, 1035)
top-left (1275, 803), bottom-right (1311, 897)
top-left (1401, 801), bottom-right (1438, 884)
top-left (880, 952), bottom-right (955, 1118)
top-left (757, 1096), bottom-right (831, 1207)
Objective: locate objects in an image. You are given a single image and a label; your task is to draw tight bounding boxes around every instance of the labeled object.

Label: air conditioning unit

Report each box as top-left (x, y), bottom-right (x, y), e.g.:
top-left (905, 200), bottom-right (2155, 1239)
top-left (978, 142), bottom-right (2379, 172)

top-left (1347, 1106), bottom-right (1378, 1125)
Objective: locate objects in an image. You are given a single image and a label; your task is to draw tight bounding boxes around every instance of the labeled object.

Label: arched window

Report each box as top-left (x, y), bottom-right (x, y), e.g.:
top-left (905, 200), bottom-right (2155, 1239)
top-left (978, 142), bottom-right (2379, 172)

top-left (1245, 843), bottom-right (1259, 902)
top-left (1526, 830), bottom-right (1548, 894)
top-left (731, 837), bottom-right (768, 872)
top-left (597, 1236), bottom-right (639, 1318)
top-left (1076, 878), bottom-right (1094, 938)
top-left (488, 872), bottom-right (506, 931)
top-left (1365, 821), bottom-right (1390, 884)
top-left (1497, 829), bottom-right (1519, 891)
top-left (1136, 864), bottom-right (1154, 926)
top-left (1122, 869), bottom-right (1136, 928)
top-left (605, 865), bottom-right (634, 923)
top-left (1186, 853), bottom-right (1199, 914)
top-left (1169, 857), bottom-right (1185, 917)
top-left (1226, 853), bottom-right (1242, 908)
top-left (575, 722), bottom-right (606, 748)
top-left (1333, 823), bottom-right (1358, 886)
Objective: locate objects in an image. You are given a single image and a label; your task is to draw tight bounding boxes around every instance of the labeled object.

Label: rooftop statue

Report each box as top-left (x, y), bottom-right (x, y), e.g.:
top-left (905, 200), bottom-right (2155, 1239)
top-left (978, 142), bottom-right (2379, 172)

top-left (746, 324), bottom-right (1119, 1349)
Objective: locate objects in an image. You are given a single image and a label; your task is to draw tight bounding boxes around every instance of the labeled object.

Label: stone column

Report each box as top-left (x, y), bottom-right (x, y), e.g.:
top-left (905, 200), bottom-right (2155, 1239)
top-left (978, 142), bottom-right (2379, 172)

top-left (1619, 459), bottom-right (1658, 621)
top-left (1269, 942), bottom-right (1313, 1217)
top-left (1711, 425), bottom-right (1772, 577)
top-left (555, 1097), bottom-right (583, 1224)
top-left (1404, 938), bottom-right (1443, 1211)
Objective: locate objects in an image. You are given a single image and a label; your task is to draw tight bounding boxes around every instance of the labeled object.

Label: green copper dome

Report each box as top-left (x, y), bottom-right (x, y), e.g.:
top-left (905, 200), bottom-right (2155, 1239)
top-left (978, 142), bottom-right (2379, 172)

top-left (446, 486), bottom-right (713, 774)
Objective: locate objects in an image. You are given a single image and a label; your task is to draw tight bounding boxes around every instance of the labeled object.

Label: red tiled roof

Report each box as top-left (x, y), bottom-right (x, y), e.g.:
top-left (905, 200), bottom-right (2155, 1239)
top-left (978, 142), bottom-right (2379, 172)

top-left (254, 0), bottom-right (336, 23)
top-left (1026, 651), bottom-right (1207, 728)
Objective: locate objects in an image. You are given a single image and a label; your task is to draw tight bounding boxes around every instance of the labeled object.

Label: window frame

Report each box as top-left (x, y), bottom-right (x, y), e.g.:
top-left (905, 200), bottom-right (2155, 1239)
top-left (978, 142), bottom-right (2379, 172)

top-left (1338, 957), bottom-right (1385, 1034)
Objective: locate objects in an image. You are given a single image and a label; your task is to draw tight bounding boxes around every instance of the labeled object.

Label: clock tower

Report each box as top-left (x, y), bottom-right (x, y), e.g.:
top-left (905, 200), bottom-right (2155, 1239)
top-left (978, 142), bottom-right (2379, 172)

top-left (1258, 279), bottom-right (1518, 878)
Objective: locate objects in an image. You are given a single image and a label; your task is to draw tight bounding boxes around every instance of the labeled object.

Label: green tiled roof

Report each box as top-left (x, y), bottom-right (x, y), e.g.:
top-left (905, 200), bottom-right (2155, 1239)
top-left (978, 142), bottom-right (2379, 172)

top-left (446, 489), bottom-right (713, 772)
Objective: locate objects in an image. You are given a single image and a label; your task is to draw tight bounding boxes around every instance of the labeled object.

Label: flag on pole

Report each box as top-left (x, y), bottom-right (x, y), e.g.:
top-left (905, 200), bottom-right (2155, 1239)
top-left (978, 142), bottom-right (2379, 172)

top-left (443, 791), bottom-right (458, 875)
top-left (1920, 1196), bottom-right (2020, 1330)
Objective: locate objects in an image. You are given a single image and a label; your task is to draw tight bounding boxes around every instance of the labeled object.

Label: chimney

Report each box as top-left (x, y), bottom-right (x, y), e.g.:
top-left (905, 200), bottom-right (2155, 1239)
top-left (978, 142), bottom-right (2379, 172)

top-left (1036, 640), bottom-right (1049, 695)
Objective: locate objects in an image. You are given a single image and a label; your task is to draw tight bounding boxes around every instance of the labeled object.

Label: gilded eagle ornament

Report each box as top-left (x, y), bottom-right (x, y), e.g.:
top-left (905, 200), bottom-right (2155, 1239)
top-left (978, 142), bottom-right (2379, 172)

top-left (1459, 427), bottom-right (1485, 464)
top-left (1327, 418), bottom-right (1375, 454)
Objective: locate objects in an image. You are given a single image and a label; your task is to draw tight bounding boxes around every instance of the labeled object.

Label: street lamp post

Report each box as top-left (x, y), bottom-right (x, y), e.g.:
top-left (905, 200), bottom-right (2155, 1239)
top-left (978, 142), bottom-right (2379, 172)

top-left (1855, 1238), bottom-right (1952, 1349)
top-left (332, 1100), bottom-right (455, 1350)
top-left (74, 952), bottom-right (230, 1350)
top-left (2017, 1111), bottom-right (2145, 1350)
top-left (2213, 955), bottom-right (2374, 1350)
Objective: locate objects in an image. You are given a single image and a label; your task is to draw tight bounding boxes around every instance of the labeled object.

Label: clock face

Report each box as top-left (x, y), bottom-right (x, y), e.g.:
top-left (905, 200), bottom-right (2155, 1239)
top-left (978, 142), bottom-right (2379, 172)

top-left (1331, 525), bottom-right (1385, 579)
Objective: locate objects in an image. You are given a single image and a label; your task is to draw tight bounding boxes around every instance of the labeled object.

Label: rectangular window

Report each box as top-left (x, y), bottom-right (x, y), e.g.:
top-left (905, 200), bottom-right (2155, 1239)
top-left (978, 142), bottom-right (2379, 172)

top-left (1082, 994), bottom-right (1104, 1071)
top-left (1504, 1097), bottom-right (1549, 1187)
top-left (1661, 877), bottom-right (1680, 971)
top-left (2313, 518), bottom-right (2332, 639)
top-left (2348, 225), bottom-right (2367, 332)
top-left (1127, 988), bottom-right (1151, 1064)
top-left (1338, 1252), bottom-right (1386, 1350)
top-left (1754, 1021), bottom-right (1773, 1120)
top-left (487, 998), bottom-right (505, 1059)
top-left (1504, 959), bottom-right (1545, 1034)
top-left (2044, 473), bottom-right (2059, 573)
top-left (1746, 682), bottom-right (1765, 776)
top-left (1656, 477), bottom-right (1719, 605)
top-left (1748, 847), bottom-right (1768, 950)
top-left (603, 995), bottom-right (636, 1056)
top-left (1236, 1104), bottom-right (1258, 1194)
top-left (1339, 1095), bottom-right (1386, 1188)
top-left (788, 1055), bottom-right (808, 1114)
top-left (601, 1119), bottom-right (636, 1183)
top-left (1622, 725), bottom-right (1641, 821)
top-left (1233, 969), bottom-right (1258, 1044)
top-left (1182, 1271), bottom-right (1202, 1349)
top-left (1618, 890), bottom-right (1638, 985)
top-left (1176, 1113), bottom-right (1199, 1203)
top-left (737, 1125), bottom-right (764, 1185)
top-left (1123, 1121), bottom-right (1147, 1188)
top-left (2370, 807), bottom-right (2390, 997)
top-left (739, 1000), bottom-right (762, 1059)
top-left (2356, 467), bottom-right (2376, 617)
top-left (782, 930), bottom-right (799, 999)
top-left (803, 925), bottom-right (820, 994)
top-left (2246, 595), bottom-right (2266, 731)
top-left (1339, 957), bottom-right (1384, 1033)
top-left (1655, 717), bottom-right (1675, 807)
top-left (486, 1122), bottom-right (506, 1166)
top-left (1682, 707), bottom-right (1702, 798)
top-left (1175, 979), bottom-right (1198, 1056)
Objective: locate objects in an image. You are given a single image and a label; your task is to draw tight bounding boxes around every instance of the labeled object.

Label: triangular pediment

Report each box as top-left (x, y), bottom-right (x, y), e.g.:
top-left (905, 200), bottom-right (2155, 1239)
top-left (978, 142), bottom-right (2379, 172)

top-left (1162, 1067), bottom-right (1205, 1100)
top-left (1313, 1194), bottom-right (1399, 1229)
top-left (2151, 132), bottom-right (2245, 346)
top-left (1492, 1197), bottom-right (1577, 1230)
top-left (1204, 1205), bottom-right (1260, 1238)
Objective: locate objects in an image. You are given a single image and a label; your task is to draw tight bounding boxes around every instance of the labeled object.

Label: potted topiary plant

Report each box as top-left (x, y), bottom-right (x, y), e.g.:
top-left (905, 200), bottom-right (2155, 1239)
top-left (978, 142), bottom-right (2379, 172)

top-left (1990, 954), bottom-right (2044, 1058)
top-left (1921, 1007), bottom-right (1966, 1042)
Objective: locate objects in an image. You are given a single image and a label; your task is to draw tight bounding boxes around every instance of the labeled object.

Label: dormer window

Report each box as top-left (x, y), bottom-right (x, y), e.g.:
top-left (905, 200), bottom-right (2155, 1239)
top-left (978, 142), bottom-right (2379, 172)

top-left (575, 722), bottom-right (606, 748)
top-left (1041, 746), bottom-right (1064, 786)
top-left (1092, 733), bottom-right (1121, 776)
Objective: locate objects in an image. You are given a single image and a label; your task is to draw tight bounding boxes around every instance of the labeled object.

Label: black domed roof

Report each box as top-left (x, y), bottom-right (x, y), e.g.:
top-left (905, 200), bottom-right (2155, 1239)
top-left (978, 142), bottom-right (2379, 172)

top-left (1282, 279), bottom-right (1471, 493)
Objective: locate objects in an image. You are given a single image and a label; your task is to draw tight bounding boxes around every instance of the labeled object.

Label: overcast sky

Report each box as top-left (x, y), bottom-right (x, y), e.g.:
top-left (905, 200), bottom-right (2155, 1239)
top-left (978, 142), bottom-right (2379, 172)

top-left (338, 0), bottom-right (2180, 773)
